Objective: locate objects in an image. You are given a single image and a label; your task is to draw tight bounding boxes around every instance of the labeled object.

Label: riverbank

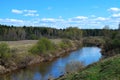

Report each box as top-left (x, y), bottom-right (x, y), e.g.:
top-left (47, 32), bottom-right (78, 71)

top-left (56, 37), bottom-right (120, 80)
top-left (0, 37), bottom-right (106, 75)
top-left (56, 54), bottom-right (120, 80)
top-left (0, 39), bottom-right (82, 75)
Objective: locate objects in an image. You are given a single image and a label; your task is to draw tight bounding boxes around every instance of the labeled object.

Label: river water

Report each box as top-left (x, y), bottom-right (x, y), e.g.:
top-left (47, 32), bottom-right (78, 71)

top-left (0, 47), bottom-right (102, 80)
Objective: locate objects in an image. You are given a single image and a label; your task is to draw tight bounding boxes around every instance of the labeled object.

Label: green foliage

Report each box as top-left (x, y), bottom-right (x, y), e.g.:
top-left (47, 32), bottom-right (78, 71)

top-left (0, 43), bottom-right (11, 59)
top-left (29, 38), bottom-right (55, 54)
top-left (103, 30), bottom-right (120, 53)
top-left (112, 39), bottom-right (120, 47)
top-left (59, 39), bottom-right (72, 49)
top-left (64, 27), bottom-right (82, 40)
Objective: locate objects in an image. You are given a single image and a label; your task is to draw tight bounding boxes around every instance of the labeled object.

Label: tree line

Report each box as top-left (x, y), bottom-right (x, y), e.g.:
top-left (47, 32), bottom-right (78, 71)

top-left (0, 24), bottom-right (119, 41)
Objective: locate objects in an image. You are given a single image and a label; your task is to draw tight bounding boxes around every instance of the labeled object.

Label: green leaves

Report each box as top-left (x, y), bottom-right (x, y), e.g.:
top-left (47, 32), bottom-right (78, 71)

top-left (29, 38), bottom-right (55, 54)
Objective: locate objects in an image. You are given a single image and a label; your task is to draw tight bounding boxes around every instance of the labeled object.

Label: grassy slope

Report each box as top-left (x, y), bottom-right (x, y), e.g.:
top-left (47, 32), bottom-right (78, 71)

top-left (57, 54), bottom-right (120, 80)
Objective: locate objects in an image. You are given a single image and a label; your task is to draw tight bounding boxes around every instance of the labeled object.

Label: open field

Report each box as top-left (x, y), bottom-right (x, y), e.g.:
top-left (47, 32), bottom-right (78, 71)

top-left (0, 39), bottom-right (62, 54)
top-left (0, 40), bottom-right (38, 54)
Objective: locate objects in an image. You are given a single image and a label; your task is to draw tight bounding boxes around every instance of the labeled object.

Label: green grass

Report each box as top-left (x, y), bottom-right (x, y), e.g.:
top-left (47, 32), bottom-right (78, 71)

top-left (57, 54), bottom-right (120, 80)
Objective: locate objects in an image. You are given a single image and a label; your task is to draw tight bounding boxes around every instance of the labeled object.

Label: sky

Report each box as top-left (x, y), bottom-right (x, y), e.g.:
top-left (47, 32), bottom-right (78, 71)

top-left (0, 0), bottom-right (120, 29)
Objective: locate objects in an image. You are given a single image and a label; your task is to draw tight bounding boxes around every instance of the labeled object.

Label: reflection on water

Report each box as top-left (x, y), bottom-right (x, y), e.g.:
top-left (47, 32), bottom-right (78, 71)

top-left (0, 47), bottom-right (102, 80)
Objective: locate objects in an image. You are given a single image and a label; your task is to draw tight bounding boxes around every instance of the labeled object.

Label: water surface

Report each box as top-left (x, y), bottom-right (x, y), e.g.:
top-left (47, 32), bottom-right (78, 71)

top-left (1, 47), bottom-right (102, 80)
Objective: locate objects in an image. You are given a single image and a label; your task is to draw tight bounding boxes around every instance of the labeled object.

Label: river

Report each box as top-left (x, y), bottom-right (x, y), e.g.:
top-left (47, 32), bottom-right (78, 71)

top-left (0, 47), bottom-right (102, 80)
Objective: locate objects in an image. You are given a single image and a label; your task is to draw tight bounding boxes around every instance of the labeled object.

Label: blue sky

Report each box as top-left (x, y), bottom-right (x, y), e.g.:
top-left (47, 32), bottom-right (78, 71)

top-left (0, 0), bottom-right (120, 29)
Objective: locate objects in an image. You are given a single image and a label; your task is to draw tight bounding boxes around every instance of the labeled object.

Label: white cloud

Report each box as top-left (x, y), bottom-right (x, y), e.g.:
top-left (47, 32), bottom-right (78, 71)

top-left (0, 16), bottom-right (118, 29)
top-left (68, 16), bottom-right (88, 23)
top-left (74, 16), bottom-right (88, 20)
top-left (24, 13), bottom-right (39, 17)
top-left (11, 9), bottom-right (39, 17)
top-left (95, 17), bottom-right (109, 21)
top-left (112, 13), bottom-right (120, 18)
top-left (0, 17), bottom-right (112, 29)
top-left (108, 7), bottom-right (120, 12)
top-left (1, 18), bottom-right (24, 23)
top-left (24, 10), bottom-right (37, 13)
top-left (0, 18), bottom-right (26, 26)
top-left (12, 9), bottom-right (23, 14)
top-left (41, 18), bottom-right (56, 23)
top-left (41, 18), bottom-right (64, 23)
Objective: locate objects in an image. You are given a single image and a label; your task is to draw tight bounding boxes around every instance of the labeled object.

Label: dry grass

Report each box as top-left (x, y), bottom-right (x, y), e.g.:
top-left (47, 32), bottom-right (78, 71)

top-left (0, 39), bottom-right (62, 54)
top-left (50, 39), bottom-right (62, 44)
top-left (0, 40), bottom-right (38, 47)
top-left (0, 40), bottom-right (38, 54)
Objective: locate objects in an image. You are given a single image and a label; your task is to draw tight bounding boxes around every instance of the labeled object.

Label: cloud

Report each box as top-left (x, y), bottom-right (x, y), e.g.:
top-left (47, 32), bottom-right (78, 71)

top-left (0, 16), bottom-right (116, 29)
top-left (11, 9), bottom-right (39, 17)
top-left (112, 13), bottom-right (120, 18)
top-left (95, 17), bottom-right (109, 21)
top-left (2, 7), bottom-right (120, 29)
top-left (23, 10), bottom-right (37, 13)
top-left (41, 18), bottom-right (64, 23)
top-left (0, 18), bottom-right (25, 26)
top-left (24, 13), bottom-right (39, 17)
top-left (68, 16), bottom-right (88, 23)
top-left (12, 9), bottom-right (23, 14)
top-left (0, 18), bottom-right (23, 23)
top-left (108, 7), bottom-right (120, 12)
top-left (75, 16), bottom-right (88, 19)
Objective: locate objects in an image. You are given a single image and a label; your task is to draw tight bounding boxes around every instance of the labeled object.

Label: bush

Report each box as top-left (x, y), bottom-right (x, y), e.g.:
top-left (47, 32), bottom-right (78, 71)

top-left (59, 42), bottom-right (68, 49)
top-left (29, 38), bottom-right (55, 54)
top-left (59, 39), bottom-right (72, 49)
top-left (0, 43), bottom-right (11, 59)
top-left (112, 39), bottom-right (120, 47)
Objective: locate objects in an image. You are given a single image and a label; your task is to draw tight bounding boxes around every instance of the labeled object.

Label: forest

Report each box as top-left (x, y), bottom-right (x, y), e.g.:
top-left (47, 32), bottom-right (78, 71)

top-left (0, 24), bottom-right (119, 41)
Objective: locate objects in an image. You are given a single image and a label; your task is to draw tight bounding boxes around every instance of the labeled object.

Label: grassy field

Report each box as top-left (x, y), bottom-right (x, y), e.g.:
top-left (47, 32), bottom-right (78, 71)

top-left (0, 39), bottom-right (62, 54)
top-left (0, 40), bottom-right (37, 54)
top-left (57, 54), bottom-right (120, 80)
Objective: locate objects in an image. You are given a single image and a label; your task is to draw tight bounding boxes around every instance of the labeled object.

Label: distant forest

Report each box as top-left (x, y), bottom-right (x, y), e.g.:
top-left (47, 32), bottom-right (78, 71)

top-left (0, 24), bottom-right (119, 41)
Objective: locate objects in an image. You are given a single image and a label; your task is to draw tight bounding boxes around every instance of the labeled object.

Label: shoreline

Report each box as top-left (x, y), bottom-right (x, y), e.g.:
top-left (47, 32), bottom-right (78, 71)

top-left (0, 44), bottom-right (79, 75)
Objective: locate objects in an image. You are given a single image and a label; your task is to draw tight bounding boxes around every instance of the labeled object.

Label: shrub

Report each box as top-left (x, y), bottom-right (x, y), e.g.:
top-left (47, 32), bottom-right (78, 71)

top-left (59, 39), bottom-right (72, 49)
top-left (112, 39), bottom-right (120, 47)
top-left (29, 38), bottom-right (55, 54)
top-left (0, 43), bottom-right (11, 59)
top-left (59, 42), bottom-right (68, 49)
